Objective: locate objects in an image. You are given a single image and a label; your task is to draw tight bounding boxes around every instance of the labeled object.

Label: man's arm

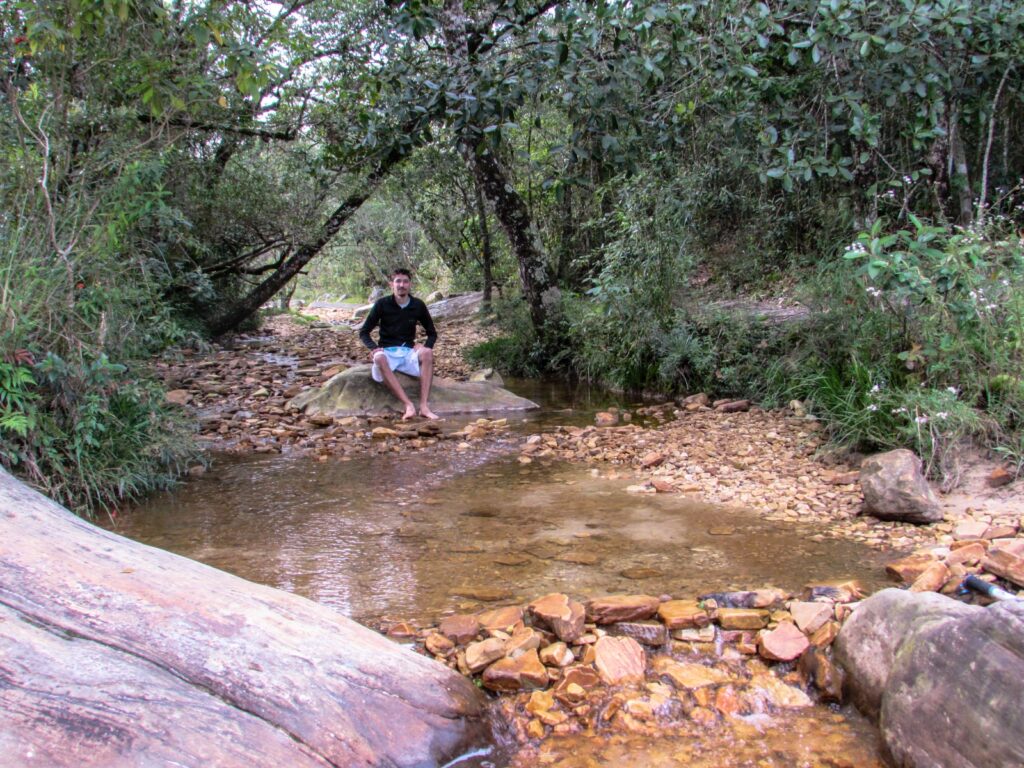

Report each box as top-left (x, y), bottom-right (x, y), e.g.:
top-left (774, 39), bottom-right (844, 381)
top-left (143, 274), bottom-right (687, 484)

top-left (419, 301), bottom-right (438, 348)
top-left (359, 302), bottom-right (381, 349)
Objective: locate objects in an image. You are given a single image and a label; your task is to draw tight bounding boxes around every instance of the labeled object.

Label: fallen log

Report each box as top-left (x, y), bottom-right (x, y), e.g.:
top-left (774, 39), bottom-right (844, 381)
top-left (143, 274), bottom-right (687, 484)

top-left (0, 469), bottom-right (487, 767)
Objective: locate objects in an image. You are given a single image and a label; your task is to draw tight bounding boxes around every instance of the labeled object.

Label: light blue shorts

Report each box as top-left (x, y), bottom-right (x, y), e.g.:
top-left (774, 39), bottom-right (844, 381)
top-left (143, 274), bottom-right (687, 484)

top-left (371, 346), bottom-right (421, 382)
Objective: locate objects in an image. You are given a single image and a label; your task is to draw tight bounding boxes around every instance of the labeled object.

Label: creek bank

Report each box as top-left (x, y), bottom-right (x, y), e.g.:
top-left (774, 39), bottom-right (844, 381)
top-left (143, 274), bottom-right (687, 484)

top-left (0, 468), bottom-right (487, 768)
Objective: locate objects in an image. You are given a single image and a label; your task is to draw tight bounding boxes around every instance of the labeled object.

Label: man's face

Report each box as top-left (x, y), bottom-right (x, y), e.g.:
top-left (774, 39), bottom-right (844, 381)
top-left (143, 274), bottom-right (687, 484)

top-left (391, 273), bottom-right (411, 298)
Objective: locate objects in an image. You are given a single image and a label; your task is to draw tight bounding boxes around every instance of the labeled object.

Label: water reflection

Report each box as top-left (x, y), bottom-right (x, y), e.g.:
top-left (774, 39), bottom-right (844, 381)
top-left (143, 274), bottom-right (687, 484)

top-left (112, 450), bottom-right (891, 625)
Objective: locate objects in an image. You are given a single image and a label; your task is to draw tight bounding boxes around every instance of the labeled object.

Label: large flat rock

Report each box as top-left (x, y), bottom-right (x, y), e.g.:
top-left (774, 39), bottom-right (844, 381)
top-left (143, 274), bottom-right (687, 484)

top-left (0, 469), bottom-right (487, 767)
top-left (289, 364), bottom-right (537, 417)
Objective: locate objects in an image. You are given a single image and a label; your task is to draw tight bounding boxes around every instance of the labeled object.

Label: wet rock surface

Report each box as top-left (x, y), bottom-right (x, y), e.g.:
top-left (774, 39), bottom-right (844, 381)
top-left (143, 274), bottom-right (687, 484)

top-left (395, 584), bottom-right (870, 761)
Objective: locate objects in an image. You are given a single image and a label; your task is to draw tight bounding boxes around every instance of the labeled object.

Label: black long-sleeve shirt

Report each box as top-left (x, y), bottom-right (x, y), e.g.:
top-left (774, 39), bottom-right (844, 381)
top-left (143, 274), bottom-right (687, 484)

top-left (359, 295), bottom-right (437, 350)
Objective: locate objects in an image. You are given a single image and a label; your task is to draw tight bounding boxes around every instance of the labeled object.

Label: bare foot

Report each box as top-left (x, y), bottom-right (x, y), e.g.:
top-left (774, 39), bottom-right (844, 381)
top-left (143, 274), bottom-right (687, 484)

top-left (402, 404), bottom-right (417, 420)
top-left (419, 406), bottom-right (440, 420)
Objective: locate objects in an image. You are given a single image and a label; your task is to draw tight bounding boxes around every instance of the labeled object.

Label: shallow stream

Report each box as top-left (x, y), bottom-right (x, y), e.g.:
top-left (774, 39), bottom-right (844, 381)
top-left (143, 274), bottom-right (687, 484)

top-left (111, 379), bottom-right (891, 766)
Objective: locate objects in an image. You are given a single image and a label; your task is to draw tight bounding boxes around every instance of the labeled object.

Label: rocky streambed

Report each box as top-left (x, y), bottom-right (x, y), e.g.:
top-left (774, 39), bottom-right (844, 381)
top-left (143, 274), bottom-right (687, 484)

top-left (141, 307), bottom-right (1024, 766)
top-left (387, 585), bottom-right (880, 767)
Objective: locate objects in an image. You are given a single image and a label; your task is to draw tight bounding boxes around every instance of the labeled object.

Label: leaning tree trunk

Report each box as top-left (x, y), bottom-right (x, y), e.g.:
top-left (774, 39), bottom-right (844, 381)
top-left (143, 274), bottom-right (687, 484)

top-left (467, 143), bottom-right (558, 332)
top-left (207, 145), bottom-right (407, 336)
top-left (0, 469), bottom-right (487, 767)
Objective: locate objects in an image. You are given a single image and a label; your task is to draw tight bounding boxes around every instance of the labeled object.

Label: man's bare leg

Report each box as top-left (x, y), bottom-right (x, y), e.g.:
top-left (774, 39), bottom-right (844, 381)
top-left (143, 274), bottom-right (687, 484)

top-left (417, 347), bottom-right (439, 420)
top-left (374, 351), bottom-right (417, 420)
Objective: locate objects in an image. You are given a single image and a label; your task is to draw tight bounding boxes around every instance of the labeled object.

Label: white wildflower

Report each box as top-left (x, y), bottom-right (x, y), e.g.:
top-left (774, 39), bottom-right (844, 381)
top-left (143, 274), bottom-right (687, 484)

top-left (914, 415), bottom-right (929, 424)
top-left (866, 404), bottom-right (879, 412)
top-left (935, 412), bottom-right (949, 419)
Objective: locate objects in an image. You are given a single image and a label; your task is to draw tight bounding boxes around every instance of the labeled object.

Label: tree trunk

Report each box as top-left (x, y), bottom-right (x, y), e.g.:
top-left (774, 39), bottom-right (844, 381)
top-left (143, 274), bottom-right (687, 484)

top-left (207, 145), bottom-right (406, 336)
top-left (0, 468), bottom-right (487, 767)
top-left (441, 0), bottom-right (556, 335)
top-left (949, 107), bottom-right (974, 226)
top-left (468, 143), bottom-right (558, 332)
top-left (474, 175), bottom-right (494, 304)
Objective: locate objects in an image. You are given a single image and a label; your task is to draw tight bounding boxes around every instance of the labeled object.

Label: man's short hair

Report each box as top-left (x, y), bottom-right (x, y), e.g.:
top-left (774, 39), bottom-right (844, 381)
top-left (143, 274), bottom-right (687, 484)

top-left (392, 267), bottom-right (412, 279)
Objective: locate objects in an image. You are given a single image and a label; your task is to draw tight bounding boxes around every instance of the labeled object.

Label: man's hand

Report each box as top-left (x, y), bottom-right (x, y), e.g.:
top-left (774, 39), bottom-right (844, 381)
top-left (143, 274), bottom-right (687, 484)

top-left (370, 348), bottom-right (385, 363)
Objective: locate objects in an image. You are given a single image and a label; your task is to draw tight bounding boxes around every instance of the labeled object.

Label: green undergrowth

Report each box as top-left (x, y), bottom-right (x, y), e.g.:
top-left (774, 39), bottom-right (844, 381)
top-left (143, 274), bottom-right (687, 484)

top-left (470, 214), bottom-right (1024, 487)
top-left (1, 152), bottom-right (202, 517)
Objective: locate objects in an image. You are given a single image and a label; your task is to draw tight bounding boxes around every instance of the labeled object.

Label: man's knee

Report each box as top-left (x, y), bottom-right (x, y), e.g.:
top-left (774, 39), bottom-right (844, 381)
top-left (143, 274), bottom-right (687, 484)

top-left (417, 347), bottom-right (433, 364)
top-left (373, 350), bottom-right (389, 368)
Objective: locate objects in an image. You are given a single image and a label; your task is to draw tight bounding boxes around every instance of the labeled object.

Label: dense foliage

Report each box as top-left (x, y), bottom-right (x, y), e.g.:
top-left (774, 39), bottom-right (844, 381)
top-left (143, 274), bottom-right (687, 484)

top-left (2, 0), bottom-right (1023, 509)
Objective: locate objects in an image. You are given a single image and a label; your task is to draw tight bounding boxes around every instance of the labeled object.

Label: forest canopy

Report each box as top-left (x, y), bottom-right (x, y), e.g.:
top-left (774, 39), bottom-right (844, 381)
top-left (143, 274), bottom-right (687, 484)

top-left (2, 0), bottom-right (1023, 511)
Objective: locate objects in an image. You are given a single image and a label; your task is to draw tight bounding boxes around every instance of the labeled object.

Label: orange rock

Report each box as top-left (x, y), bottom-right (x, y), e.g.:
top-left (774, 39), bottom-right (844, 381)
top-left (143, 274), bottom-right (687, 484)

top-left (640, 452), bottom-right (665, 468)
top-left (528, 593), bottom-right (585, 642)
top-left (657, 600), bottom-right (710, 630)
top-left (505, 626), bottom-right (544, 658)
top-left (553, 666), bottom-right (601, 706)
top-left (985, 525), bottom-right (1019, 540)
top-left (757, 622), bottom-right (809, 662)
top-left (941, 563), bottom-right (969, 595)
top-left (539, 642), bottom-right (575, 667)
top-left (424, 632), bottom-right (455, 656)
top-left (910, 561), bottom-right (950, 593)
top-left (946, 542), bottom-right (987, 567)
top-left (652, 657), bottom-right (729, 689)
top-left (438, 614), bottom-right (481, 644)
top-left (476, 605), bottom-right (524, 633)
top-left (482, 649), bottom-right (548, 691)
top-left (885, 553), bottom-right (940, 583)
top-left (809, 621), bottom-right (840, 648)
top-left (716, 608), bottom-right (769, 630)
top-left (465, 637), bottom-right (507, 672)
top-left (982, 549), bottom-right (1024, 588)
top-left (586, 594), bottom-right (661, 624)
top-left (593, 636), bottom-right (646, 685)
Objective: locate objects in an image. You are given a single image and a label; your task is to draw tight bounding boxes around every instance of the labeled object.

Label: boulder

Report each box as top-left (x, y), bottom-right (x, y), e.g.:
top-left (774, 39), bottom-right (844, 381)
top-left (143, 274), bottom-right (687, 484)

top-left (859, 449), bottom-right (942, 524)
top-left (0, 469), bottom-right (485, 768)
top-left (834, 588), bottom-right (981, 720)
top-left (843, 591), bottom-right (1024, 768)
top-left (288, 365), bottom-right (537, 417)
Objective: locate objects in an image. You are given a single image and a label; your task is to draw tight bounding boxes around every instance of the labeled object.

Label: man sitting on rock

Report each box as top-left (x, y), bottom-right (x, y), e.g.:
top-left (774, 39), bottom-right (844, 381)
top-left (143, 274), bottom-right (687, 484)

top-left (359, 267), bottom-right (439, 420)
